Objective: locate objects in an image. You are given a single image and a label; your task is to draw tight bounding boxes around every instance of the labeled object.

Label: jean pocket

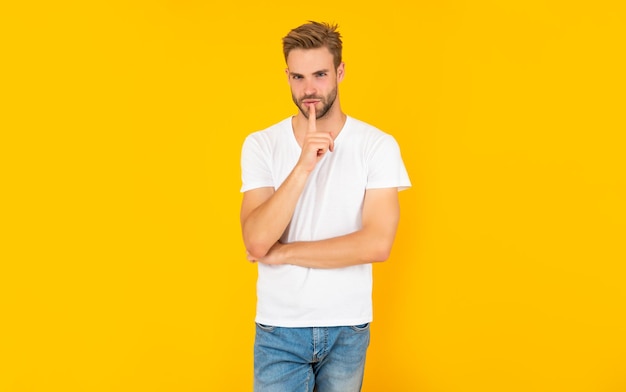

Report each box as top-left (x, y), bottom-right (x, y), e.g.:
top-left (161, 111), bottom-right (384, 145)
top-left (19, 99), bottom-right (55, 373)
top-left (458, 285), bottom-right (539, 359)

top-left (256, 323), bottom-right (277, 333)
top-left (349, 323), bottom-right (370, 332)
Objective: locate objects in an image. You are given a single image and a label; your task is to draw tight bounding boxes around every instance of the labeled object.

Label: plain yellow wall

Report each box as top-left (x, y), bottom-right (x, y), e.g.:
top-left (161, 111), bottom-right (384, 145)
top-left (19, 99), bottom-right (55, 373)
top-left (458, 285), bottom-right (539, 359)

top-left (2, 1), bottom-right (625, 391)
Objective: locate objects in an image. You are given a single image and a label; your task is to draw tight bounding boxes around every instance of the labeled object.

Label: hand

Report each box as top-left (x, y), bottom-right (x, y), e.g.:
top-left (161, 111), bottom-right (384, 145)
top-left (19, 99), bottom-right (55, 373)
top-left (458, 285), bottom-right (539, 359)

top-left (297, 103), bottom-right (334, 172)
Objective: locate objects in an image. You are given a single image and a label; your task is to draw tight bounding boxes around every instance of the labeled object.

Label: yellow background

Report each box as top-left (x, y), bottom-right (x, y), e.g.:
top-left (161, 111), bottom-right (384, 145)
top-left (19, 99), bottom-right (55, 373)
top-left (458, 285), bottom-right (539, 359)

top-left (2, 1), bottom-right (625, 391)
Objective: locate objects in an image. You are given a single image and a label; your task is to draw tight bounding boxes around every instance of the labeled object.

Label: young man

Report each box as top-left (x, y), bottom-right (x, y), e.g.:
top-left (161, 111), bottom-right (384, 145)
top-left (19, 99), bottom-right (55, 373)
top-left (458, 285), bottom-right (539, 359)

top-left (240, 21), bottom-right (411, 391)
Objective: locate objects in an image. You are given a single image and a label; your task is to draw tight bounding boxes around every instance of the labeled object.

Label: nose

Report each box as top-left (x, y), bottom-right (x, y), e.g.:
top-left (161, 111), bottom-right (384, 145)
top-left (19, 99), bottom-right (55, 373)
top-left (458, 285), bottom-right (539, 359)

top-left (304, 80), bottom-right (317, 96)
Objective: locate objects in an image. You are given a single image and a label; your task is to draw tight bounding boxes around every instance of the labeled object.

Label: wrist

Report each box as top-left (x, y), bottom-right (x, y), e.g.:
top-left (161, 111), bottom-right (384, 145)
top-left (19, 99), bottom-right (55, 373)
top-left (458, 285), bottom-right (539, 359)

top-left (292, 163), bottom-right (313, 179)
top-left (275, 242), bottom-right (291, 265)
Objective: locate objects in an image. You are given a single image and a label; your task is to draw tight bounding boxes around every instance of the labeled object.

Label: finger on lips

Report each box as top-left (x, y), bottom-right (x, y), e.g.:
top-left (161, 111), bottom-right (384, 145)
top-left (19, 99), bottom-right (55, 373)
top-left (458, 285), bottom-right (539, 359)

top-left (306, 102), bottom-right (333, 153)
top-left (308, 103), bottom-right (316, 132)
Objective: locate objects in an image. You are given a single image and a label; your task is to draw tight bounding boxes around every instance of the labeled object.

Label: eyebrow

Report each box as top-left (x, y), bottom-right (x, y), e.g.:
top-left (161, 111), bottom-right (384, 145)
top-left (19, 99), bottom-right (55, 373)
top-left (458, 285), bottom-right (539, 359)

top-left (289, 69), bottom-right (330, 77)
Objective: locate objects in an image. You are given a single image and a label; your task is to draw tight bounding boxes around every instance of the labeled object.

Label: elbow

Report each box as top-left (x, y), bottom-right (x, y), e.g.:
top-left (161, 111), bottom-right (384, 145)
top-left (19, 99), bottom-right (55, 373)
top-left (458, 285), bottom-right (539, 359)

top-left (245, 242), bottom-right (270, 260)
top-left (242, 228), bottom-right (272, 259)
top-left (370, 242), bottom-right (393, 263)
top-left (372, 250), bottom-right (391, 263)
top-left (362, 223), bottom-right (398, 263)
top-left (369, 230), bottom-right (398, 262)
top-left (244, 235), bottom-right (275, 260)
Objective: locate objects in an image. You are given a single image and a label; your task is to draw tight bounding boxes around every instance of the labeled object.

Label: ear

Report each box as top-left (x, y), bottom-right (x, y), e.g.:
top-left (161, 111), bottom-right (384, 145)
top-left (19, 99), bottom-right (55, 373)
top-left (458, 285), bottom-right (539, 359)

top-left (285, 68), bottom-right (290, 82)
top-left (336, 62), bottom-right (345, 82)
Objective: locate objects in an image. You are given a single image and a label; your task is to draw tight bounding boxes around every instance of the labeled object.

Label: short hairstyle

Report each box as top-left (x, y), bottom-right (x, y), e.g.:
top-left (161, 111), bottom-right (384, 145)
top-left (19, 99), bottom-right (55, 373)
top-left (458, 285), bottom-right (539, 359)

top-left (282, 21), bottom-right (343, 69)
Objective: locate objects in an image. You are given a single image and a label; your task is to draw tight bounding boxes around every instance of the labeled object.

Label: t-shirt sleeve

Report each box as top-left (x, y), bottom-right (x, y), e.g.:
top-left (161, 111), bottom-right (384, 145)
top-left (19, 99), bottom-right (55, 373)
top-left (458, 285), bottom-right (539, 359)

top-left (240, 134), bottom-right (274, 192)
top-left (366, 134), bottom-right (411, 191)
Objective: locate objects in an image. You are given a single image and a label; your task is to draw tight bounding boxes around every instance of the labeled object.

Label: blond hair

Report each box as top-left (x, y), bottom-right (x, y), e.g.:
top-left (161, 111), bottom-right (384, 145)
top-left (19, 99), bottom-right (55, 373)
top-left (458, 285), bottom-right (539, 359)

top-left (282, 21), bottom-right (343, 68)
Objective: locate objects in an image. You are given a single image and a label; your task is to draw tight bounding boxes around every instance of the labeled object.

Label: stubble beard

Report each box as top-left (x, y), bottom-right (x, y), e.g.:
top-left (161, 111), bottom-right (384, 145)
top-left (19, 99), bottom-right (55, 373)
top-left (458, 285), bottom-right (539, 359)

top-left (292, 85), bottom-right (338, 120)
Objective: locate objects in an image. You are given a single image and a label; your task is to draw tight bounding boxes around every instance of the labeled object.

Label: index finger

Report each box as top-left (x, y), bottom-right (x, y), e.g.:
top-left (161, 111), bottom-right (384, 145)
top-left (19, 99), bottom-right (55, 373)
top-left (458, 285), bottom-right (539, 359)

top-left (307, 103), bottom-right (316, 133)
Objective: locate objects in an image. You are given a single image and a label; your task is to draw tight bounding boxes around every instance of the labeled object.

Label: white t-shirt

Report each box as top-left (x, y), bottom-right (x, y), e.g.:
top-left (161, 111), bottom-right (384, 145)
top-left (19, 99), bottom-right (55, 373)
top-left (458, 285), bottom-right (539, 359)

top-left (240, 116), bottom-right (411, 327)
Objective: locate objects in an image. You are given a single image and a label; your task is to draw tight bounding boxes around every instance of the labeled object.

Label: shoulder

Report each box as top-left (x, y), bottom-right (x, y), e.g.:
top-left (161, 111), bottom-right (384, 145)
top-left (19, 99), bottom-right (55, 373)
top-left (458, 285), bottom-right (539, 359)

top-left (242, 117), bottom-right (292, 155)
top-left (344, 116), bottom-right (398, 145)
top-left (245, 117), bottom-right (292, 142)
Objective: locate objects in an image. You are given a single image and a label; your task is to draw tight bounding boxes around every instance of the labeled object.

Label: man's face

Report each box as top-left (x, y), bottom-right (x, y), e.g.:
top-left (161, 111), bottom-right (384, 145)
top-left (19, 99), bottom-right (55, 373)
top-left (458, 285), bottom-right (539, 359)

top-left (286, 47), bottom-right (344, 120)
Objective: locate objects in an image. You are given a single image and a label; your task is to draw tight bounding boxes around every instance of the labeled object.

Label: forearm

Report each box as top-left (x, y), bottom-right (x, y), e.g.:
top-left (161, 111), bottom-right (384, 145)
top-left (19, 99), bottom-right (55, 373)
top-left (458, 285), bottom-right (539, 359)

top-left (253, 187), bottom-right (401, 268)
top-left (271, 227), bottom-right (396, 269)
top-left (241, 166), bottom-right (310, 258)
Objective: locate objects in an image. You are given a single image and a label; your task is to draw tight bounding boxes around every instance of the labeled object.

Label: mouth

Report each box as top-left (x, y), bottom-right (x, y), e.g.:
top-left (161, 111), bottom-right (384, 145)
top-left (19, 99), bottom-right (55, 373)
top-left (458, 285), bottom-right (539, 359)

top-left (302, 99), bottom-right (320, 105)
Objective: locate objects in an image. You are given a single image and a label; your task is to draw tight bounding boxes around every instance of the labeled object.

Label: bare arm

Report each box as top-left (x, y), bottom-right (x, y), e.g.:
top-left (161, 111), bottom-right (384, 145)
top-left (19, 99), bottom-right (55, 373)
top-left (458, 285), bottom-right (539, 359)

top-left (248, 187), bottom-right (401, 268)
top-left (240, 168), bottom-right (308, 259)
top-left (241, 103), bottom-right (333, 259)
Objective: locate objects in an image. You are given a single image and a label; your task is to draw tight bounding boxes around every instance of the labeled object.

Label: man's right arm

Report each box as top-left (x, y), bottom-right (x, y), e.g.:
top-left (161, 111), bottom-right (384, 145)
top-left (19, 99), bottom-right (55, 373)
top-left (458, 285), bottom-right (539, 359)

top-left (240, 166), bottom-right (310, 259)
top-left (241, 104), bottom-right (332, 259)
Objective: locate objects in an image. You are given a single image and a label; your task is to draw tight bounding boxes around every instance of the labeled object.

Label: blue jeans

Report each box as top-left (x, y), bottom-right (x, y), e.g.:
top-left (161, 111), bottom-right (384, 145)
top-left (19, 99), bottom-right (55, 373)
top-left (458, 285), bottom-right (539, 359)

top-left (254, 323), bottom-right (370, 392)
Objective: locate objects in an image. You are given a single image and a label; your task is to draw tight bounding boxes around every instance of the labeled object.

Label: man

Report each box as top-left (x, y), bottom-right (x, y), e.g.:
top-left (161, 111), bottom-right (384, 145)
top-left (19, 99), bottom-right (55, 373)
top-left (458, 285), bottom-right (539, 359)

top-left (240, 21), bottom-right (411, 391)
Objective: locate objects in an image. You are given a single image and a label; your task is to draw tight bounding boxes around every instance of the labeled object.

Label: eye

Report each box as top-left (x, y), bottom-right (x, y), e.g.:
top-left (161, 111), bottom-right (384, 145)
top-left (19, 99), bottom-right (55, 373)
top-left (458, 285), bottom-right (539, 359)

top-left (316, 72), bottom-right (327, 77)
top-left (291, 75), bottom-right (303, 80)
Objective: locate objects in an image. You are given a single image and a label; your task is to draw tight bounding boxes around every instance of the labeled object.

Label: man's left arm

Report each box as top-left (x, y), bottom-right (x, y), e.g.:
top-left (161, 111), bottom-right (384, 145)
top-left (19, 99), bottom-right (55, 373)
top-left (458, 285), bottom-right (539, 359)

top-left (248, 187), bottom-right (400, 268)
